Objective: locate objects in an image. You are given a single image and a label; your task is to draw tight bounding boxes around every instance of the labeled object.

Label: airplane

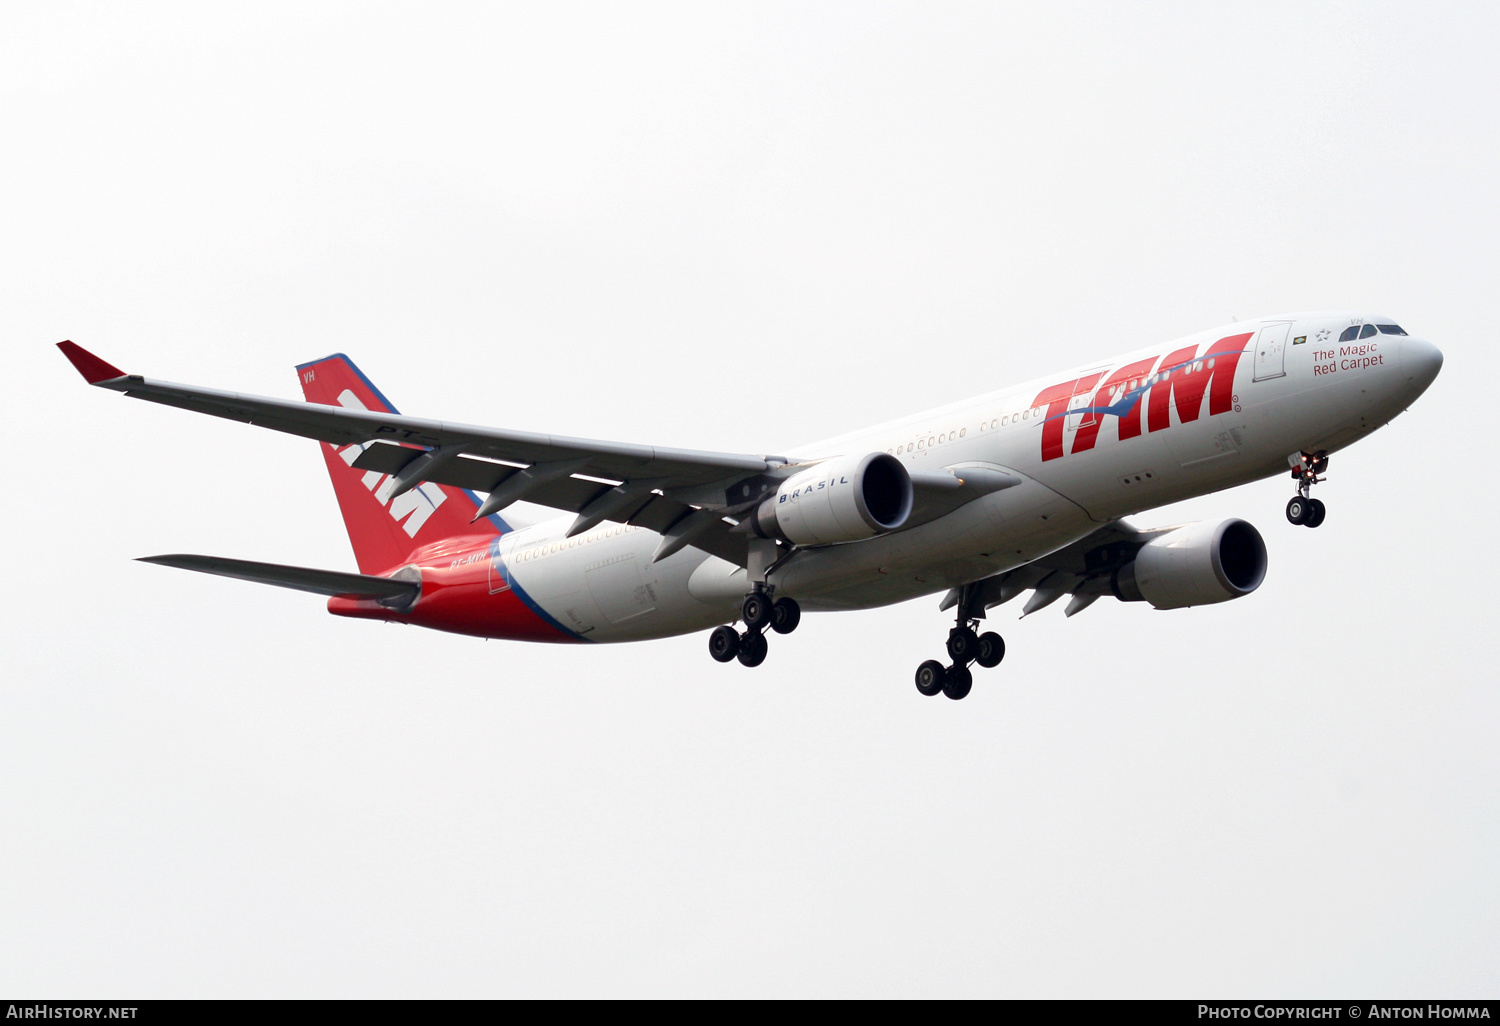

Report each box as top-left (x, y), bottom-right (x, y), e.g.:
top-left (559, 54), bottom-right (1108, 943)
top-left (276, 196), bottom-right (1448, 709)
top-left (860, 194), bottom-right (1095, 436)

top-left (57, 312), bottom-right (1442, 700)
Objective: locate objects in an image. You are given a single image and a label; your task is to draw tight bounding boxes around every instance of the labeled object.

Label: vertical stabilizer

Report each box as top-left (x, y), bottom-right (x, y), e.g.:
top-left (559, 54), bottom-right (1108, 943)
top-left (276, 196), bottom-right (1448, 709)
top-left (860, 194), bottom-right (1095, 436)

top-left (296, 353), bottom-right (503, 574)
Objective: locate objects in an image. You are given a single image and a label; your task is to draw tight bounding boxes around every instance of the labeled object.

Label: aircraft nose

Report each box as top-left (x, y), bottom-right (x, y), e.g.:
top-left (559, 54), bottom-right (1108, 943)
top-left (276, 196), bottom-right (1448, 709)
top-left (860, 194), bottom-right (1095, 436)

top-left (1401, 336), bottom-right (1444, 396)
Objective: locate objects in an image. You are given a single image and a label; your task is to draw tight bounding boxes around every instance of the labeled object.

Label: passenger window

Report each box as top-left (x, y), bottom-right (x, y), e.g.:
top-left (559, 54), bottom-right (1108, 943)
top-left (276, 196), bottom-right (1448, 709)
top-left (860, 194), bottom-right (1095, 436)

top-left (1338, 326), bottom-right (1360, 342)
top-left (1359, 324), bottom-right (1377, 339)
top-left (1377, 324), bottom-right (1408, 335)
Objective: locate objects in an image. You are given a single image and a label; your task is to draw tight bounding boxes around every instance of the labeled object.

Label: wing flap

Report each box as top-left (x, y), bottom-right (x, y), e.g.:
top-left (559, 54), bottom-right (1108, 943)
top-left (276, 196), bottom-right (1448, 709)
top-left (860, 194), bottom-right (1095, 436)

top-left (344, 440), bottom-right (750, 565)
top-left (941, 520), bottom-right (1165, 618)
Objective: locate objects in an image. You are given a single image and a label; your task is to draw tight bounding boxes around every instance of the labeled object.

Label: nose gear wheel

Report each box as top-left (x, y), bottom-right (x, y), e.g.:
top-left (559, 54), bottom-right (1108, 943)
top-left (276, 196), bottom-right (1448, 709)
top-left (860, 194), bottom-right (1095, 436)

top-left (1286, 451), bottom-right (1329, 529)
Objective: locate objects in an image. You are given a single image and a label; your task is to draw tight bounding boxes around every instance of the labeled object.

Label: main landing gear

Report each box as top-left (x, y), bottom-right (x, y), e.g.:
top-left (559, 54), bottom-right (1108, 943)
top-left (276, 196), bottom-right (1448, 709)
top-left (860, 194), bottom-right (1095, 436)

top-left (708, 588), bottom-right (800, 668)
top-left (914, 586), bottom-right (1005, 700)
top-left (1286, 450), bottom-right (1329, 529)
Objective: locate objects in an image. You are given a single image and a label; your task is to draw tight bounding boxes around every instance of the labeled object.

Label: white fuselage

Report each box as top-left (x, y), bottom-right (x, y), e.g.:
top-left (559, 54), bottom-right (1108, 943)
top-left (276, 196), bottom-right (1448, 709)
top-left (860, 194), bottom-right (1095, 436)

top-left (489, 313), bottom-right (1439, 642)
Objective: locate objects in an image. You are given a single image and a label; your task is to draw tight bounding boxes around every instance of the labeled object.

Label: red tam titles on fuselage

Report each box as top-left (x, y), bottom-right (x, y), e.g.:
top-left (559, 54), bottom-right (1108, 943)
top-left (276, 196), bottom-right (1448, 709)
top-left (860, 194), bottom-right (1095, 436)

top-left (1031, 333), bottom-right (1251, 462)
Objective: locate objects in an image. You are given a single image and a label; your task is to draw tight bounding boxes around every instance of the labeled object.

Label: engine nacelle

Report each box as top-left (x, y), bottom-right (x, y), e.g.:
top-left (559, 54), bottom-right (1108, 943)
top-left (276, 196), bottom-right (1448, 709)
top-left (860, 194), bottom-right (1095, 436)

top-left (1112, 518), bottom-right (1267, 610)
top-left (752, 452), bottom-right (913, 546)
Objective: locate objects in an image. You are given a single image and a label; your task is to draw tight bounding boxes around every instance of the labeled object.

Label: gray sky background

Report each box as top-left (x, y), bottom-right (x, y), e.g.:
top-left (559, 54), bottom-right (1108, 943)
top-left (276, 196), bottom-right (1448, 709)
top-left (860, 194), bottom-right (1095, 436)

top-left (2, 1), bottom-right (1495, 997)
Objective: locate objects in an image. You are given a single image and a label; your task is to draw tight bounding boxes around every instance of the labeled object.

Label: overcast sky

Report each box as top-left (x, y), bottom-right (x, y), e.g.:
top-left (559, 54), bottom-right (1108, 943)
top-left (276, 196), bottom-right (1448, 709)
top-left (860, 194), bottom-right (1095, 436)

top-left (3, 1), bottom-right (1495, 998)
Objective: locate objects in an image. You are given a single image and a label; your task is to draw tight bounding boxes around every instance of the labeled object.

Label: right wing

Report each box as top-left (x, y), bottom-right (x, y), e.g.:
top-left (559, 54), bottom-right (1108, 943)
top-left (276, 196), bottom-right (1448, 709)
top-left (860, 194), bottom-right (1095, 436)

top-left (938, 520), bottom-right (1177, 619)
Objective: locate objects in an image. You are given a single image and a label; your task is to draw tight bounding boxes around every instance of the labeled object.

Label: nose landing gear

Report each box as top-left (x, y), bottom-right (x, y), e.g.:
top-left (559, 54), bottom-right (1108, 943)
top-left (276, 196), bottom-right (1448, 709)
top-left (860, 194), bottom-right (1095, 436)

top-left (1286, 451), bottom-right (1329, 528)
top-left (915, 585), bottom-right (1005, 700)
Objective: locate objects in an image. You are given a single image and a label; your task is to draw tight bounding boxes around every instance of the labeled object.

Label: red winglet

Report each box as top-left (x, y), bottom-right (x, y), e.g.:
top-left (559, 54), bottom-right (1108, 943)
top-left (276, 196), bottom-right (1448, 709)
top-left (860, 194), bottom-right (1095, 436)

top-left (57, 340), bottom-right (126, 384)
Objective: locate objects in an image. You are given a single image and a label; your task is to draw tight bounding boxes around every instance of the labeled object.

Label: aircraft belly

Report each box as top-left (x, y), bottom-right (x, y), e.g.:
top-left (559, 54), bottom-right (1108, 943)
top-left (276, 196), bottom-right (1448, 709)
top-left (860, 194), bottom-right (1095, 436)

top-left (503, 523), bottom-right (725, 643)
top-left (773, 474), bottom-right (1095, 611)
top-left (1026, 428), bottom-right (1178, 522)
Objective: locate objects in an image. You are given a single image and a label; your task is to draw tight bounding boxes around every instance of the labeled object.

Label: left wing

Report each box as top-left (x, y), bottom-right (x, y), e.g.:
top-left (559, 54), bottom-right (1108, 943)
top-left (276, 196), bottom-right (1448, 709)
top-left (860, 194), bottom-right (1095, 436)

top-left (57, 342), bottom-right (771, 489)
top-left (58, 342), bottom-right (1009, 567)
top-left (58, 341), bottom-right (781, 565)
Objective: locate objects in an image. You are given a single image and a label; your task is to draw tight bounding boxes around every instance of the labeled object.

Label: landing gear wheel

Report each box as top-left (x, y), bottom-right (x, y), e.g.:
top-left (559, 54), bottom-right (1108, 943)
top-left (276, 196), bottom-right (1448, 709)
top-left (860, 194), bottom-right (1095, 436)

top-left (915, 659), bottom-right (946, 697)
top-left (741, 592), bottom-right (773, 632)
top-left (1305, 498), bottom-right (1326, 528)
top-left (770, 597), bottom-right (801, 635)
top-left (736, 630), bottom-right (768, 667)
top-left (946, 626), bottom-right (979, 664)
top-left (1286, 496), bottom-right (1310, 525)
top-left (708, 625), bottom-right (740, 663)
top-left (975, 632), bottom-right (1006, 669)
top-left (942, 663), bottom-right (973, 700)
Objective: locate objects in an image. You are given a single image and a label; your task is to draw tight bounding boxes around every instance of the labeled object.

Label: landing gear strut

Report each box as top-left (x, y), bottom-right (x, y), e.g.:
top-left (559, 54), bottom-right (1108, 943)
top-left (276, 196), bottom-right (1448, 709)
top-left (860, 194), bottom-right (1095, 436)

top-left (1286, 450), bottom-right (1328, 528)
top-left (708, 588), bottom-right (800, 667)
top-left (915, 584), bottom-right (1004, 700)
top-left (706, 537), bottom-right (801, 669)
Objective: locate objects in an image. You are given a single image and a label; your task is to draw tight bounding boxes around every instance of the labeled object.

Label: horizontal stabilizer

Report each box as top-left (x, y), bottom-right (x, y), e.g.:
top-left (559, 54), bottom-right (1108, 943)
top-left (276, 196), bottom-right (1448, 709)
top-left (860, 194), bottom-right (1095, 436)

top-left (137, 554), bottom-right (421, 604)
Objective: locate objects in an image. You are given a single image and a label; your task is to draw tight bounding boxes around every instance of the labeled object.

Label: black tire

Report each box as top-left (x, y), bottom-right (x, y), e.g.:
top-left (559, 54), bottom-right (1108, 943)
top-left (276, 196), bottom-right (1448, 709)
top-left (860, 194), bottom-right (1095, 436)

top-left (975, 632), bottom-right (1005, 668)
top-left (708, 625), bottom-right (740, 663)
top-left (742, 592), bottom-right (773, 631)
top-left (915, 660), bottom-right (946, 697)
top-left (737, 630), bottom-right (768, 667)
top-left (770, 597), bottom-right (801, 635)
top-left (946, 626), bottom-right (979, 663)
top-left (942, 663), bottom-right (973, 700)
top-left (1286, 496), bottom-right (1309, 525)
top-left (1306, 498), bottom-right (1326, 528)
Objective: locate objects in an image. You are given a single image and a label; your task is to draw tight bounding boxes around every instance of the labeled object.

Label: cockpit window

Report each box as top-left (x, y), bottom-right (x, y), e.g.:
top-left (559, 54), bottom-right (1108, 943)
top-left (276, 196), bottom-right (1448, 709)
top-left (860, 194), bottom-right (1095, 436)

top-left (1377, 324), bottom-right (1408, 335)
top-left (1339, 326), bottom-right (1360, 342)
top-left (1359, 324), bottom-right (1377, 339)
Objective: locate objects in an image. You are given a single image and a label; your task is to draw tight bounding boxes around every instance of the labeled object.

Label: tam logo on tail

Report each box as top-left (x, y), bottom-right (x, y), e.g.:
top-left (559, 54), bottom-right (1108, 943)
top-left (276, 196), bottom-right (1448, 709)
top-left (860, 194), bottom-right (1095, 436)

top-left (297, 353), bottom-right (498, 575)
top-left (330, 389), bottom-right (447, 538)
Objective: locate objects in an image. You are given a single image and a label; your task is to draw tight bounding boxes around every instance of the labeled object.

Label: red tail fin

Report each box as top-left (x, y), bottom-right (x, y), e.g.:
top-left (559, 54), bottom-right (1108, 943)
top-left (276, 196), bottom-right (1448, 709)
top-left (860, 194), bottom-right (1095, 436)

top-left (296, 354), bottom-right (502, 574)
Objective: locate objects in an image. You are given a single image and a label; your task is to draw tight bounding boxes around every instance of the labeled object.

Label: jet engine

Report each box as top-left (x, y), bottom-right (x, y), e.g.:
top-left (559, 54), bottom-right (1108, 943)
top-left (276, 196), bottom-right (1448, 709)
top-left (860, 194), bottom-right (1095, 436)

top-left (1112, 518), bottom-right (1267, 610)
top-left (751, 452), bottom-right (913, 546)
